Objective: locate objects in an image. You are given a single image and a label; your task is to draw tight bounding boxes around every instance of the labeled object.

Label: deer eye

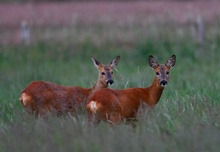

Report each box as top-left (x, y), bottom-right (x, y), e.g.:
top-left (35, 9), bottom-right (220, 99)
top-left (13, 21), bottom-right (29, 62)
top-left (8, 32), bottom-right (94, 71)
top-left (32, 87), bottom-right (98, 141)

top-left (101, 72), bottom-right (105, 75)
top-left (166, 71), bottom-right (169, 75)
top-left (156, 72), bottom-right (159, 75)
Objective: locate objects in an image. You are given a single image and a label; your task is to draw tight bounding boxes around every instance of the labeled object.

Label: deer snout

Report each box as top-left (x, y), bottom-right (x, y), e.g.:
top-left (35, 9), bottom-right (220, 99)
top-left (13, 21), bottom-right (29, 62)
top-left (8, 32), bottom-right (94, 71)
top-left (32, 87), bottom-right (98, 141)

top-left (107, 79), bottom-right (114, 85)
top-left (160, 80), bottom-right (167, 87)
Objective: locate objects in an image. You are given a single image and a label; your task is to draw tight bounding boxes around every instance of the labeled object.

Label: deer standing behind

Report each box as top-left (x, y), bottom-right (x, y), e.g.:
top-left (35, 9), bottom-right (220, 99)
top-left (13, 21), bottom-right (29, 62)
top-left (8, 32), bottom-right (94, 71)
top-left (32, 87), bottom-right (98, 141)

top-left (19, 56), bottom-right (120, 117)
top-left (87, 55), bottom-right (176, 124)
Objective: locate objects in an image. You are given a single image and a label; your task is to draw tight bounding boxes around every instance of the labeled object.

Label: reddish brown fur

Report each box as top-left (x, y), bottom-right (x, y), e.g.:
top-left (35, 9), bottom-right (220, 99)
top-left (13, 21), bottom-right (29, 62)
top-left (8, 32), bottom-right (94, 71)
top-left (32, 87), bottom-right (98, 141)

top-left (19, 56), bottom-right (120, 116)
top-left (86, 55), bottom-right (176, 124)
top-left (20, 81), bottom-right (92, 115)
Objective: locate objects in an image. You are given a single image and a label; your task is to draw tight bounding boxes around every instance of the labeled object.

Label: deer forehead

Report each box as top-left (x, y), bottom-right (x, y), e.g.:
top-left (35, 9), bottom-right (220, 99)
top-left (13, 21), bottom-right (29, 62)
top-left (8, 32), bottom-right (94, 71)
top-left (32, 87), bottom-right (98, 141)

top-left (155, 65), bottom-right (169, 73)
top-left (99, 65), bottom-right (112, 72)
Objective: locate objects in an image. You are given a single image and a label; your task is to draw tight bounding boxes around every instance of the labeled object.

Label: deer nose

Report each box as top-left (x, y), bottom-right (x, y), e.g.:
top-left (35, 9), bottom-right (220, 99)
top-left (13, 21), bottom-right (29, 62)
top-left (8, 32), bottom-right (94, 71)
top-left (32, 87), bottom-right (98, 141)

top-left (160, 80), bottom-right (167, 86)
top-left (107, 80), bottom-right (114, 85)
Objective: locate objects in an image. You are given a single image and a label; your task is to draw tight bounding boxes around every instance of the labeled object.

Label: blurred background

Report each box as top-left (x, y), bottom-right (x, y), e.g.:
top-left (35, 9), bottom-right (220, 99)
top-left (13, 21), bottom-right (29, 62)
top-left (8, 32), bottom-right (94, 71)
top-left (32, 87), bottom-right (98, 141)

top-left (1, 0), bottom-right (220, 46)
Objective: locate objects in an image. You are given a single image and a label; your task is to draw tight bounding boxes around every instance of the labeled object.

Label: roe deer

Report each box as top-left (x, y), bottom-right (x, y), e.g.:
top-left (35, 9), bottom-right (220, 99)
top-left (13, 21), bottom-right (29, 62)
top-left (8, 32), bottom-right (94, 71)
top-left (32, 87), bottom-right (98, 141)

top-left (19, 56), bottom-right (120, 116)
top-left (87, 55), bottom-right (176, 124)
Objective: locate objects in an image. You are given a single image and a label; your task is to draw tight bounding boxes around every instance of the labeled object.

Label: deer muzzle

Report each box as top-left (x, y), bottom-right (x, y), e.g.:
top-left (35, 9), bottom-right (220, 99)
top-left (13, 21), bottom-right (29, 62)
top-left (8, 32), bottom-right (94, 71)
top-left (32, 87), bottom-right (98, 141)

top-left (107, 79), bottom-right (114, 85)
top-left (160, 80), bottom-right (167, 87)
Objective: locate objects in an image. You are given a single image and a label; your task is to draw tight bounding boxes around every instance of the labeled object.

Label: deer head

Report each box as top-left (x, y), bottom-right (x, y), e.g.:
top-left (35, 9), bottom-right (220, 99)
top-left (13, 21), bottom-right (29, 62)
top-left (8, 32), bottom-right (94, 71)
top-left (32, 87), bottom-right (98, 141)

top-left (149, 55), bottom-right (176, 87)
top-left (91, 56), bottom-right (120, 87)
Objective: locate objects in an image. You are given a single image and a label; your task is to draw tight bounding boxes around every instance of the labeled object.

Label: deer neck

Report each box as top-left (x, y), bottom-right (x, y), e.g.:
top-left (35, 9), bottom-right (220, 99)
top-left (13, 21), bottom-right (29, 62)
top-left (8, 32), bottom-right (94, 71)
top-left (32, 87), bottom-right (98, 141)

top-left (147, 77), bottom-right (164, 106)
top-left (92, 79), bottom-right (108, 92)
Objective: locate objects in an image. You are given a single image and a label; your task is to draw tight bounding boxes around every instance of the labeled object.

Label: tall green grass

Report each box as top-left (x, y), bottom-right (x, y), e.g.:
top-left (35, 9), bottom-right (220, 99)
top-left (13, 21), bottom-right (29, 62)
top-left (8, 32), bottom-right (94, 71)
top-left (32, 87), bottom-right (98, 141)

top-left (0, 22), bottom-right (220, 151)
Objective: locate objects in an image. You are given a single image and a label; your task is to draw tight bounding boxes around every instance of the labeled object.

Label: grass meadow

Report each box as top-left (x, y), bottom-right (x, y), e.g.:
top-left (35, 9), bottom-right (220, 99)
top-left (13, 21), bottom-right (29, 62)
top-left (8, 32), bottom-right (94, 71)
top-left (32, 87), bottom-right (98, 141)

top-left (0, 13), bottom-right (220, 151)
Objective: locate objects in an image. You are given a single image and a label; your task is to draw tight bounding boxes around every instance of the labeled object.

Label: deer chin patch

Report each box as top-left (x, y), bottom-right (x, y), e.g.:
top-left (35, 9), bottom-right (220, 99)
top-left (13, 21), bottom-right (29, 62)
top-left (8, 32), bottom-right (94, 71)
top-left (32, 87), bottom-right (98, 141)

top-left (160, 84), bottom-right (166, 87)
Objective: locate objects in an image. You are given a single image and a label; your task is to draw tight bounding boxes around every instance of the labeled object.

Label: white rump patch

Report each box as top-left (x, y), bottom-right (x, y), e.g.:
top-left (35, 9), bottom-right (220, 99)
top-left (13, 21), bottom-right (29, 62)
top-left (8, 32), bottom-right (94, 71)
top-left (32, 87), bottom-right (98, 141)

top-left (20, 93), bottom-right (31, 106)
top-left (89, 101), bottom-right (98, 113)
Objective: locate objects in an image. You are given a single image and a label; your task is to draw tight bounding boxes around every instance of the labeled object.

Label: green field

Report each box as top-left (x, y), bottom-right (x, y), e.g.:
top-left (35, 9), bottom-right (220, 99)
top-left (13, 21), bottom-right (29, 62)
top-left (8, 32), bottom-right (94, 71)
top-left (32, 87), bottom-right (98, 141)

top-left (0, 19), bottom-right (220, 151)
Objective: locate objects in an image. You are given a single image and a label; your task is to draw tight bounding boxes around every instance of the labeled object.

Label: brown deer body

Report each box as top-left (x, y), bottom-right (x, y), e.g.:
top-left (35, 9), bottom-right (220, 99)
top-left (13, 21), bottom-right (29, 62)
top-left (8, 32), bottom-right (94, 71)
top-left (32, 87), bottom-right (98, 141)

top-left (19, 56), bottom-right (120, 116)
top-left (86, 55), bottom-right (176, 124)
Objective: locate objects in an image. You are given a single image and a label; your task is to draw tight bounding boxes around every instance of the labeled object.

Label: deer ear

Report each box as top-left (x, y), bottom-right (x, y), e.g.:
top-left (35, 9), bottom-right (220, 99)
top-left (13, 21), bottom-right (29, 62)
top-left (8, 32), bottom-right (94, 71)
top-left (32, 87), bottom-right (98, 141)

top-left (110, 55), bottom-right (120, 69)
top-left (149, 55), bottom-right (159, 69)
top-left (165, 54), bottom-right (176, 68)
top-left (91, 56), bottom-right (101, 69)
